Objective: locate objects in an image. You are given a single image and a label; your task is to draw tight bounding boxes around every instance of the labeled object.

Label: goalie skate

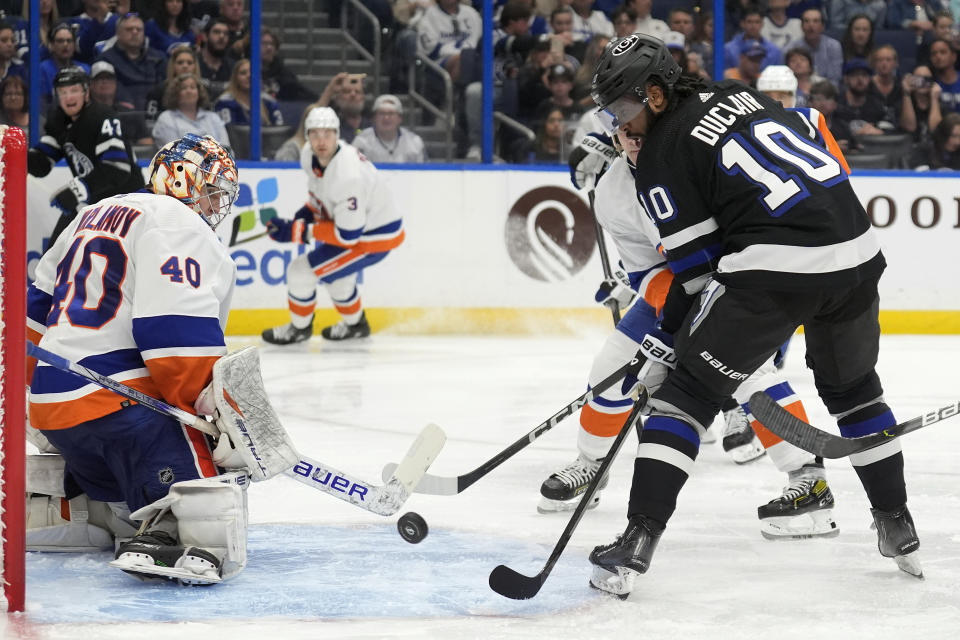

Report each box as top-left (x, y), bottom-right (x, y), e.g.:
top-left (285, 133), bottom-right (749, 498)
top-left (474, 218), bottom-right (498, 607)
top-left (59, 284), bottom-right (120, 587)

top-left (758, 466), bottom-right (837, 540)
top-left (871, 505), bottom-right (923, 579)
top-left (110, 531), bottom-right (222, 585)
top-left (722, 405), bottom-right (765, 464)
top-left (537, 454), bottom-right (608, 514)
top-left (588, 517), bottom-right (663, 599)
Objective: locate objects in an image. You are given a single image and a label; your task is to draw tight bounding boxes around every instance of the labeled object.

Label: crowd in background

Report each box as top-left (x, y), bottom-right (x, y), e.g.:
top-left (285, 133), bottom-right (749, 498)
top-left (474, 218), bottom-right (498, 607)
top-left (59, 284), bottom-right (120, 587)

top-left (2, 0), bottom-right (959, 170)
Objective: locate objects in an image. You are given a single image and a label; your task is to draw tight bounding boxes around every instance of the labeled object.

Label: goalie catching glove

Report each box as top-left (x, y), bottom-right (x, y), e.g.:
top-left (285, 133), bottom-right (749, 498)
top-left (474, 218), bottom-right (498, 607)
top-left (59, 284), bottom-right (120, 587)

top-left (569, 132), bottom-right (617, 190)
top-left (595, 270), bottom-right (636, 310)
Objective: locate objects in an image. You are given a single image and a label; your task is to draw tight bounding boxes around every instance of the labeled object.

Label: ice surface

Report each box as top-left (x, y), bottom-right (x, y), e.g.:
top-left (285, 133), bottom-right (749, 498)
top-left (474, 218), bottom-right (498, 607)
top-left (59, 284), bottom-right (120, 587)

top-left (5, 333), bottom-right (960, 639)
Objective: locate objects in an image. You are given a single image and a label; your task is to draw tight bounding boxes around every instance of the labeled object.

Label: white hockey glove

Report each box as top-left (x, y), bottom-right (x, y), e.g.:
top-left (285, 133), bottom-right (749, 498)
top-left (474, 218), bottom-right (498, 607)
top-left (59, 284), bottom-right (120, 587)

top-left (568, 132), bottom-right (617, 190)
top-left (595, 270), bottom-right (636, 310)
top-left (622, 329), bottom-right (676, 400)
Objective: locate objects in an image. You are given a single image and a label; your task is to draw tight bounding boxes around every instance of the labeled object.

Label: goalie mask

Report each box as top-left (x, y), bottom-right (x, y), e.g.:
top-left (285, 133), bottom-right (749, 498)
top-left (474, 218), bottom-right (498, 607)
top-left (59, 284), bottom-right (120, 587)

top-left (148, 133), bottom-right (240, 229)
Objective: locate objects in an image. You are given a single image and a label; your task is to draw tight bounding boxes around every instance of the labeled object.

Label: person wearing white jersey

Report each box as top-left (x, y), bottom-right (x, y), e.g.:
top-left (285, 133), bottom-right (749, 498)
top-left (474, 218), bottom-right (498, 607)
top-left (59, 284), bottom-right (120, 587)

top-left (262, 107), bottom-right (405, 343)
top-left (542, 128), bottom-right (842, 541)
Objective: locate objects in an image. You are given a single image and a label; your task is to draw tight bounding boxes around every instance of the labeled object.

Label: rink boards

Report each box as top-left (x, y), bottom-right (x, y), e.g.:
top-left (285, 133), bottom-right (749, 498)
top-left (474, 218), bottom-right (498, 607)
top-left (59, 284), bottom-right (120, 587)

top-left (27, 166), bottom-right (960, 334)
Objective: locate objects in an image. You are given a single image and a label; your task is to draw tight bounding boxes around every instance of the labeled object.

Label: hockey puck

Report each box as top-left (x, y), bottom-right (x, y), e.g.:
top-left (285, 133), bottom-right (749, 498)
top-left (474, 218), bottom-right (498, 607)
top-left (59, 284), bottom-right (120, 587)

top-left (397, 511), bottom-right (428, 544)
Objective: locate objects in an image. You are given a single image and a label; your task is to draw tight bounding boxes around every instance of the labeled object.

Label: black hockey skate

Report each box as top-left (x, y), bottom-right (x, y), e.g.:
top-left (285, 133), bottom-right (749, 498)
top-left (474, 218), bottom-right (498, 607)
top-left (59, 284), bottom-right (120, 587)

top-left (722, 404), bottom-right (765, 463)
top-left (758, 466), bottom-right (838, 540)
top-left (111, 531), bottom-right (222, 585)
top-left (321, 312), bottom-right (371, 340)
top-left (588, 516), bottom-right (664, 599)
top-left (871, 505), bottom-right (922, 578)
top-left (538, 454), bottom-right (609, 513)
top-left (262, 321), bottom-right (313, 345)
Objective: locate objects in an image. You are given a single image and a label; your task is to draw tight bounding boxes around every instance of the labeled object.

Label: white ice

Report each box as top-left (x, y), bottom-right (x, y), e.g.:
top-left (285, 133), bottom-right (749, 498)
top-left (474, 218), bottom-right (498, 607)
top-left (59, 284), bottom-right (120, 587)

top-left (5, 331), bottom-right (960, 639)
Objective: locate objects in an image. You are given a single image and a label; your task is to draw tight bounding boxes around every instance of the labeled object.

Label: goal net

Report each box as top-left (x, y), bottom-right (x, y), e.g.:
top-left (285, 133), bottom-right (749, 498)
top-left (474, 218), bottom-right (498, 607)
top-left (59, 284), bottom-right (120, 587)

top-left (0, 124), bottom-right (27, 612)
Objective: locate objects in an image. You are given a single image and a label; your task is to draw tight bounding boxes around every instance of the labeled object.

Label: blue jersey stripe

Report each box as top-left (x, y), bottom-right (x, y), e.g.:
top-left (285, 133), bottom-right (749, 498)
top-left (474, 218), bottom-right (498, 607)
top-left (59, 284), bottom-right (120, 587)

top-left (32, 348), bottom-right (145, 393)
top-left (668, 244), bottom-right (723, 274)
top-left (27, 285), bottom-right (53, 325)
top-left (132, 315), bottom-right (225, 351)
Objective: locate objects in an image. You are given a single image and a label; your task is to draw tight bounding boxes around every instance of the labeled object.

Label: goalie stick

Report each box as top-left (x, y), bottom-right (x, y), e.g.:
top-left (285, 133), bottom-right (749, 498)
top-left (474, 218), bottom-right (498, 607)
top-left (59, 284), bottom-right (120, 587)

top-left (27, 341), bottom-right (445, 515)
top-left (380, 356), bottom-right (644, 496)
top-left (749, 391), bottom-right (960, 459)
top-left (489, 387), bottom-right (648, 600)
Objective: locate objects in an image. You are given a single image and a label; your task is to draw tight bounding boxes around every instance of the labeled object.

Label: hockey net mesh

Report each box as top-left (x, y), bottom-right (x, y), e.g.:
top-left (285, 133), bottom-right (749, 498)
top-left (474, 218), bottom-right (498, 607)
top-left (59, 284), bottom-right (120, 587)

top-left (0, 124), bottom-right (27, 612)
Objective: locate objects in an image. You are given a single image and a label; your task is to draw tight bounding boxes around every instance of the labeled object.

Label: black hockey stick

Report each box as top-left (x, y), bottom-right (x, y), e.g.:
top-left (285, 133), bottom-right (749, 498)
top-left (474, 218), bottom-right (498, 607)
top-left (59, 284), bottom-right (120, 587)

top-left (489, 387), bottom-right (648, 600)
top-left (381, 356), bottom-right (645, 495)
top-left (749, 391), bottom-right (960, 459)
top-left (589, 188), bottom-right (621, 325)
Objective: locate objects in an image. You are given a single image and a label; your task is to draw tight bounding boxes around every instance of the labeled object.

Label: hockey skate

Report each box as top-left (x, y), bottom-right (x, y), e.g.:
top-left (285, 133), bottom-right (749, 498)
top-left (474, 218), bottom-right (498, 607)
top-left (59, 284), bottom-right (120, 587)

top-left (261, 320), bottom-right (313, 345)
top-left (110, 531), bottom-right (222, 585)
top-left (871, 505), bottom-right (922, 578)
top-left (321, 312), bottom-right (371, 340)
top-left (722, 405), bottom-right (765, 463)
top-left (588, 516), bottom-right (664, 599)
top-left (758, 465), bottom-right (838, 540)
top-left (538, 454), bottom-right (608, 513)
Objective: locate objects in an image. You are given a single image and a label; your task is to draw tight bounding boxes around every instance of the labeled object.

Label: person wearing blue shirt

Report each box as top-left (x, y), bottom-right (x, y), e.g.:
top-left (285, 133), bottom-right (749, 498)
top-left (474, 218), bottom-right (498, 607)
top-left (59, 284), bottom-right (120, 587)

top-left (38, 24), bottom-right (91, 105)
top-left (723, 5), bottom-right (783, 71)
top-left (144, 0), bottom-right (197, 55)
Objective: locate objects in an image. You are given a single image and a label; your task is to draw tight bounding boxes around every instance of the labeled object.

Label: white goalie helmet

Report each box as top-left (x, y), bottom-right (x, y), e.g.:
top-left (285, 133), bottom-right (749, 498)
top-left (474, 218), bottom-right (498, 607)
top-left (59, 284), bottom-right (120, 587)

top-left (757, 65), bottom-right (799, 95)
top-left (304, 106), bottom-right (340, 137)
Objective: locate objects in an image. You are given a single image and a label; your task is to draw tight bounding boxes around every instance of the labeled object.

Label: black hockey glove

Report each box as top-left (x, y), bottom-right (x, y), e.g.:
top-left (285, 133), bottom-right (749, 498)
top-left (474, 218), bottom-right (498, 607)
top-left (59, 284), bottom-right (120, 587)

top-left (50, 178), bottom-right (88, 218)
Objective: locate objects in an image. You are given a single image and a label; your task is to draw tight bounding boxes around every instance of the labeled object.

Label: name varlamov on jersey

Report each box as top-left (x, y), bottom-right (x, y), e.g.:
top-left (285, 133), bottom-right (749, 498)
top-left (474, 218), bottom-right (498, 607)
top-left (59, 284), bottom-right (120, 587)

top-left (689, 90), bottom-right (765, 146)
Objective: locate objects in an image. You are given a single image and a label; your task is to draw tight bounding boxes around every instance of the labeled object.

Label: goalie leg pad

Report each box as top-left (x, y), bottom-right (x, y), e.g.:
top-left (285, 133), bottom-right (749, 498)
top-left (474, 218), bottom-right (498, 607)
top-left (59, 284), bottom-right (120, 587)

top-left (213, 347), bottom-right (300, 481)
top-left (26, 493), bottom-right (115, 552)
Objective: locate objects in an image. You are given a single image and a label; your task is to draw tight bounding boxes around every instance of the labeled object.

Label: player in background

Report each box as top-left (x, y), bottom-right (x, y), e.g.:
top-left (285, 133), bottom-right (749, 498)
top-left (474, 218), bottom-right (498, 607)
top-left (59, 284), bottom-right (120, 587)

top-left (544, 128), bottom-right (839, 541)
top-left (261, 106), bottom-right (405, 344)
top-left (25, 134), bottom-right (294, 585)
top-left (585, 34), bottom-right (920, 597)
top-left (27, 66), bottom-right (144, 251)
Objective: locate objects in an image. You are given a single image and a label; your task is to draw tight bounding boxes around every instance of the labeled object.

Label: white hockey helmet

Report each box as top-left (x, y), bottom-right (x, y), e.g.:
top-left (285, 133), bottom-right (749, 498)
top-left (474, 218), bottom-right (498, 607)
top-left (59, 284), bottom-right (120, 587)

top-left (757, 65), bottom-right (798, 94)
top-left (304, 106), bottom-right (340, 137)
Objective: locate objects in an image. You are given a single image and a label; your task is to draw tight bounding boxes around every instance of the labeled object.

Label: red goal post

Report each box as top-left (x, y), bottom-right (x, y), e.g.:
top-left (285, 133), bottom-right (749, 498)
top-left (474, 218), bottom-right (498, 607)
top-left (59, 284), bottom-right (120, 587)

top-left (1, 124), bottom-right (27, 612)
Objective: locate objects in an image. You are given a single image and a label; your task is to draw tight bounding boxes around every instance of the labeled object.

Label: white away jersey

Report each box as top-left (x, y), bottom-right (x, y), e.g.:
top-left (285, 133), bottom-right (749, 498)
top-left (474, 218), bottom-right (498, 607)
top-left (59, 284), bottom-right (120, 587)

top-left (27, 191), bottom-right (236, 430)
top-left (299, 141), bottom-right (404, 252)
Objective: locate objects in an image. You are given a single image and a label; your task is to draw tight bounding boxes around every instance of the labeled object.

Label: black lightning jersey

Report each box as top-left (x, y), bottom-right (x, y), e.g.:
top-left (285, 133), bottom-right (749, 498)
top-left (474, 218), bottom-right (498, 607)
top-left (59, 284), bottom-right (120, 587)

top-left (634, 80), bottom-right (884, 295)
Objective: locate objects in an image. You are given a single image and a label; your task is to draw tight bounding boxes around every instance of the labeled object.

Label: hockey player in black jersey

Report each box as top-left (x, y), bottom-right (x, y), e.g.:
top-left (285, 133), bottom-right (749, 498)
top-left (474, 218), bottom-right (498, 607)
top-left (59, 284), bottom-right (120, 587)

top-left (27, 66), bottom-right (145, 251)
top-left (585, 34), bottom-right (921, 597)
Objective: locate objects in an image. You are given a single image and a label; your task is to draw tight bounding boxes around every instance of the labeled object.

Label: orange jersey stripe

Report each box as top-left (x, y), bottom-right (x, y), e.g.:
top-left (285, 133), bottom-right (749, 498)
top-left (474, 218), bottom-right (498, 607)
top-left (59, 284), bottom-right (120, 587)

top-left (752, 399), bottom-right (809, 448)
top-left (30, 376), bottom-right (162, 430)
top-left (144, 355), bottom-right (219, 415)
top-left (643, 269), bottom-right (674, 315)
top-left (580, 404), bottom-right (629, 438)
top-left (817, 112), bottom-right (851, 175)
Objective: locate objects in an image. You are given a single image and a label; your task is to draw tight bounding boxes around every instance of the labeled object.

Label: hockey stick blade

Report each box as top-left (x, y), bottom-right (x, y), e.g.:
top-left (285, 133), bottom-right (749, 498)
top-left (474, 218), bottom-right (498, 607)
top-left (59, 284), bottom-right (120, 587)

top-left (489, 388), bottom-right (648, 600)
top-left (749, 391), bottom-right (960, 458)
top-left (286, 424), bottom-right (445, 516)
top-left (380, 357), bottom-right (643, 496)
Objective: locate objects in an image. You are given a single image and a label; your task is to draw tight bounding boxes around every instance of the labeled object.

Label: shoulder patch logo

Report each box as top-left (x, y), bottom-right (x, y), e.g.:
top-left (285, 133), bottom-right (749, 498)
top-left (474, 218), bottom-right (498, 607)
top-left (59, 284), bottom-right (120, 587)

top-left (699, 92), bottom-right (714, 102)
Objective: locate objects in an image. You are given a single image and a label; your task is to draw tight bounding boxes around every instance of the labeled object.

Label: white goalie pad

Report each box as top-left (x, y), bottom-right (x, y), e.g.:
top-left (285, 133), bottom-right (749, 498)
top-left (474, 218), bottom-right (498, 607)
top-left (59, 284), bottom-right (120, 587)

top-left (212, 347), bottom-right (300, 481)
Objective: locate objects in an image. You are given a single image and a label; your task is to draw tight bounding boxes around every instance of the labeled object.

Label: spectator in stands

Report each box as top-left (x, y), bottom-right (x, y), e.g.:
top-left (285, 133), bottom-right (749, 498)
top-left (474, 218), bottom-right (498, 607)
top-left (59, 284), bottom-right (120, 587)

top-left (145, 43), bottom-right (199, 127)
top-left (929, 38), bottom-right (960, 113)
top-left (667, 8), bottom-right (696, 42)
top-left (724, 39), bottom-right (767, 86)
top-left (415, 0), bottom-right (481, 84)
top-left (569, 0), bottom-right (613, 42)
top-left (664, 31), bottom-right (688, 69)
top-left (547, 7), bottom-right (587, 64)
top-left (887, 0), bottom-right (947, 39)
top-left (829, 0), bottom-right (887, 33)
top-left (88, 60), bottom-right (151, 145)
top-left (796, 7), bottom-right (842, 87)
top-left (917, 11), bottom-right (959, 67)
top-left (145, 0), bottom-right (197, 54)
top-left (317, 71), bottom-right (370, 143)
top-left (611, 5), bottom-right (637, 39)
top-left (153, 71), bottom-right (227, 147)
top-left (723, 4), bottom-right (782, 71)
top-left (273, 100), bottom-right (319, 162)
top-left (809, 79), bottom-right (856, 151)
top-left (786, 46), bottom-right (822, 106)
top-left (247, 27), bottom-right (317, 102)
top-left (197, 18), bottom-right (235, 100)
top-left (517, 35), bottom-right (571, 121)
top-left (72, 0), bottom-right (118, 62)
top-left (573, 34), bottom-right (610, 106)
top-left (628, 0), bottom-right (668, 40)
top-left (901, 65), bottom-right (944, 143)
top-left (219, 0), bottom-right (247, 56)
top-left (38, 24), bottom-right (89, 104)
top-left (841, 14), bottom-right (875, 61)
top-left (536, 62), bottom-right (583, 123)
top-left (689, 11), bottom-right (714, 77)
top-left (215, 57), bottom-right (283, 127)
top-left (0, 23), bottom-right (27, 83)
top-left (353, 94), bottom-right (427, 164)
top-left (0, 75), bottom-right (31, 138)
top-left (97, 13), bottom-right (166, 111)
top-left (533, 105), bottom-right (564, 163)
top-left (763, 0), bottom-right (802, 52)
top-left (12, 0), bottom-right (59, 60)
top-left (836, 57), bottom-right (889, 136)
top-left (870, 45), bottom-right (904, 129)
top-left (909, 111), bottom-right (960, 168)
